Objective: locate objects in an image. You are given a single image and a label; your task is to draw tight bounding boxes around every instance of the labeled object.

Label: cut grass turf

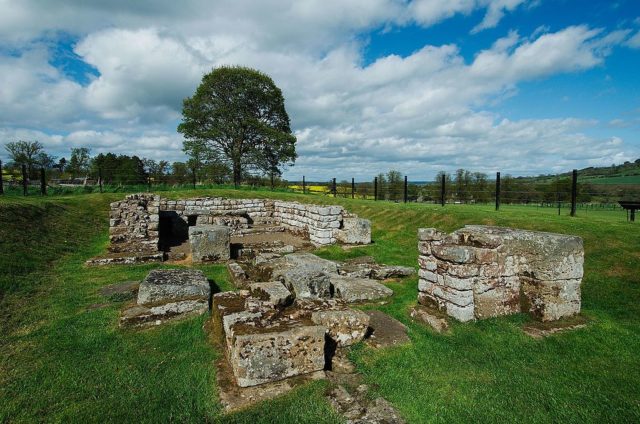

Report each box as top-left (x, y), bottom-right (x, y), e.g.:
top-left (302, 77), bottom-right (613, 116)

top-left (1, 190), bottom-right (639, 423)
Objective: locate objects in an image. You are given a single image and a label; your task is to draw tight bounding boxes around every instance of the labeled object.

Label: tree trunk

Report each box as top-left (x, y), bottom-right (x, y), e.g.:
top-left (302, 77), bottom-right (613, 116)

top-left (233, 159), bottom-right (241, 187)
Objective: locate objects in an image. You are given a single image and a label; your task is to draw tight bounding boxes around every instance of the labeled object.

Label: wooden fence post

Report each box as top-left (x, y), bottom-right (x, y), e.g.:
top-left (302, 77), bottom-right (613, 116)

top-left (440, 173), bottom-right (445, 207)
top-left (404, 175), bottom-right (408, 203)
top-left (99, 167), bottom-right (103, 193)
top-left (332, 178), bottom-right (336, 197)
top-left (40, 167), bottom-right (46, 196)
top-left (0, 160), bottom-right (4, 195)
top-left (351, 178), bottom-right (355, 199)
top-left (192, 169), bottom-right (196, 189)
top-left (302, 176), bottom-right (306, 194)
top-left (374, 177), bottom-right (378, 201)
top-left (495, 171), bottom-right (501, 211)
top-left (22, 164), bottom-right (28, 196)
top-left (147, 174), bottom-right (151, 192)
top-left (570, 169), bottom-right (577, 217)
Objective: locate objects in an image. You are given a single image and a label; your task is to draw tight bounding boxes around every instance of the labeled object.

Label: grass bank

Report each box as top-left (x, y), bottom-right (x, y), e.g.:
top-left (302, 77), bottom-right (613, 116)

top-left (1, 190), bottom-right (638, 423)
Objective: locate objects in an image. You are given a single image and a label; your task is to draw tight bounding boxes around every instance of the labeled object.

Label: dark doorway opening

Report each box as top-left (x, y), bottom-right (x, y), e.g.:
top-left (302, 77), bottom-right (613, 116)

top-left (159, 211), bottom-right (190, 252)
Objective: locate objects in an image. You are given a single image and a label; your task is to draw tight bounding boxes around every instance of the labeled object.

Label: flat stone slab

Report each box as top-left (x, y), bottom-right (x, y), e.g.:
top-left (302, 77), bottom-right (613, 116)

top-left (410, 305), bottom-right (449, 333)
top-left (137, 269), bottom-right (210, 305)
top-left (189, 224), bottom-right (230, 263)
top-left (120, 299), bottom-right (209, 327)
top-left (249, 281), bottom-right (293, 307)
top-left (365, 310), bottom-right (410, 348)
top-left (338, 256), bottom-right (415, 280)
top-left (327, 383), bottom-right (405, 424)
top-left (330, 275), bottom-right (393, 302)
top-left (311, 309), bottom-right (370, 347)
top-left (522, 315), bottom-right (589, 339)
top-left (86, 251), bottom-right (164, 266)
top-left (271, 253), bottom-right (338, 299)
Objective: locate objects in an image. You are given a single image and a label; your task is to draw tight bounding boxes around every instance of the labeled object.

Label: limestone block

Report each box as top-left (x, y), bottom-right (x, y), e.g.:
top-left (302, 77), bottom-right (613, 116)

top-left (137, 269), bottom-right (210, 305)
top-left (335, 217), bottom-right (371, 245)
top-left (520, 277), bottom-right (581, 321)
top-left (418, 228), bottom-right (445, 241)
top-left (230, 325), bottom-right (326, 387)
top-left (189, 224), bottom-right (230, 262)
top-left (280, 269), bottom-right (332, 299)
top-left (330, 275), bottom-right (393, 302)
top-left (311, 308), bottom-right (370, 347)
top-left (431, 245), bottom-right (475, 263)
top-left (249, 281), bottom-right (293, 307)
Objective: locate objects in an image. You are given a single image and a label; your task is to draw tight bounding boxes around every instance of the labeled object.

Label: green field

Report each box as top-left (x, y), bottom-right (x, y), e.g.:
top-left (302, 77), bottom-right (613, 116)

top-left (580, 175), bottom-right (640, 185)
top-left (1, 190), bottom-right (639, 423)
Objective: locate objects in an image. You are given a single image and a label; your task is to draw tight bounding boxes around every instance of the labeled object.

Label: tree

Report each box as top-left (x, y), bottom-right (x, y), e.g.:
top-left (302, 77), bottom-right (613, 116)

top-left (178, 66), bottom-right (297, 186)
top-left (386, 170), bottom-right (403, 201)
top-left (68, 147), bottom-right (91, 178)
top-left (4, 140), bottom-right (44, 177)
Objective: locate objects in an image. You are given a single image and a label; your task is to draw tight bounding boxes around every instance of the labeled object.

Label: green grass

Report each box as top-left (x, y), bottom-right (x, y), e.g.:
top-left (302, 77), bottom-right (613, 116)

top-left (1, 190), bottom-right (639, 423)
top-left (581, 174), bottom-right (640, 185)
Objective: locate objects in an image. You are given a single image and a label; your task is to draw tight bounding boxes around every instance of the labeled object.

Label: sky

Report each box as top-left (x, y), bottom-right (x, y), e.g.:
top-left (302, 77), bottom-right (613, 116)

top-left (0, 0), bottom-right (639, 181)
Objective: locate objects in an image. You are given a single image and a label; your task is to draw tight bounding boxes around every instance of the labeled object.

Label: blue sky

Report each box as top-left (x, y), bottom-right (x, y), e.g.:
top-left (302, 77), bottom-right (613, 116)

top-left (0, 0), bottom-right (639, 180)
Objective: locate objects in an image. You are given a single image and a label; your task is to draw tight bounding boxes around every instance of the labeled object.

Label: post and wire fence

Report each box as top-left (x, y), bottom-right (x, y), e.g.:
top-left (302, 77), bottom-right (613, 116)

top-left (0, 164), bottom-right (637, 221)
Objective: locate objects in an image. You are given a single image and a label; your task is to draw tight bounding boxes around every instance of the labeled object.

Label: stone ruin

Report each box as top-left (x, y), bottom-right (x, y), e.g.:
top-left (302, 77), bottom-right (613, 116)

top-left (88, 193), bottom-right (372, 265)
top-left (114, 250), bottom-right (413, 418)
top-left (416, 225), bottom-right (584, 323)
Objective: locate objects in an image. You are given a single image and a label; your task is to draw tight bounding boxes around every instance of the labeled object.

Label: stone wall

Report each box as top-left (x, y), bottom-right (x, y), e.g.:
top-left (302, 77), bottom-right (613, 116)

top-left (417, 225), bottom-right (583, 322)
top-left (108, 194), bottom-right (160, 253)
top-left (107, 195), bottom-right (371, 250)
top-left (273, 201), bottom-right (344, 245)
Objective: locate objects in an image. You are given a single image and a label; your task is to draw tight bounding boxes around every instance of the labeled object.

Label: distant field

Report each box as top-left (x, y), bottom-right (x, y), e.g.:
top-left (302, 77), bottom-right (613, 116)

top-left (1, 190), bottom-right (639, 423)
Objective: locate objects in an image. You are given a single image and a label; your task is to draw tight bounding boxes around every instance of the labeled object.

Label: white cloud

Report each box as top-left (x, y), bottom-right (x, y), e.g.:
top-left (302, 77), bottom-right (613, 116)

top-left (0, 1), bottom-right (636, 179)
top-left (627, 30), bottom-right (640, 48)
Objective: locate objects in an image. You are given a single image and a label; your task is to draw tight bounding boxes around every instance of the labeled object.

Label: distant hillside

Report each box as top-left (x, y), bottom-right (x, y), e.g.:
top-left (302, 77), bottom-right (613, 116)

top-left (514, 159), bottom-right (640, 185)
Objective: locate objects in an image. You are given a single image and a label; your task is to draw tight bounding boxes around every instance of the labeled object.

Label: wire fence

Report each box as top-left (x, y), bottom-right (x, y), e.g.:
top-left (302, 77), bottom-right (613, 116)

top-left (1, 163), bottom-right (638, 221)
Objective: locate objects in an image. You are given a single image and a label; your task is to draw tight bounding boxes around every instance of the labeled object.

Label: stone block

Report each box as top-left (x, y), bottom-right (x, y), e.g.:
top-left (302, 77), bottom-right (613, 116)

top-left (335, 217), bottom-right (371, 244)
top-left (311, 309), bottom-right (370, 347)
top-left (249, 281), bottom-right (293, 307)
top-left (520, 277), bottom-right (581, 321)
top-left (330, 275), bottom-right (393, 302)
top-left (137, 269), bottom-right (210, 305)
top-left (230, 325), bottom-right (326, 387)
top-left (189, 224), bottom-right (230, 262)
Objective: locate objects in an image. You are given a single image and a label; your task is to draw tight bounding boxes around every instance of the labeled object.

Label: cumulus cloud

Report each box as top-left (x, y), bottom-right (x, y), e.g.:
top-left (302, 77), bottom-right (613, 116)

top-left (0, 1), bottom-right (636, 178)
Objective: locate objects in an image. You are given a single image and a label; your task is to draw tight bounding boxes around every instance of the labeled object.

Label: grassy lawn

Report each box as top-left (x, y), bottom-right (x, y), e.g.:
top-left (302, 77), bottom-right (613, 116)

top-left (1, 190), bottom-right (639, 423)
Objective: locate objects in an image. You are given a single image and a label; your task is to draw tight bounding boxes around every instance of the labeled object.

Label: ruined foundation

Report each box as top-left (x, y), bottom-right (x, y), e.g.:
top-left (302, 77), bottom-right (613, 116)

top-left (88, 194), bottom-right (372, 265)
top-left (417, 225), bottom-right (584, 322)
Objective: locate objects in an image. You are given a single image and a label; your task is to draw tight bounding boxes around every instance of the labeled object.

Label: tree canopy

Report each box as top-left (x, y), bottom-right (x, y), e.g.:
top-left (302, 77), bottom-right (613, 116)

top-left (178, 66), bottom-right (297, 186)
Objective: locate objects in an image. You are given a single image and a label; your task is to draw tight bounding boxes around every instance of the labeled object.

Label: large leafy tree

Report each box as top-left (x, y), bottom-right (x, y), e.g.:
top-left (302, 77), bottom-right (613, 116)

top-left (178, 66), bottom-right (297, 186)
top-left (68, 147), bottom-right (92, 178)
top-left (4, 140), bottom-right (44, 177)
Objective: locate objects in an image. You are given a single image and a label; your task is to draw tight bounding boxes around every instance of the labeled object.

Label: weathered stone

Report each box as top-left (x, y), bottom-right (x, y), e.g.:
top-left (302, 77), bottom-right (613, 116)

top-left (120, 299), bottom-right (209, 327)
top-left (335, 217), bottom-right (372, 244)
top-left (520, 277), bottom-right (581, 321)
top-left (371, 265), bottom-right (415, 280)
top-left (418, 228), bottom-right (445, 241)
top-left (330, 275), bottom-right (393, 302)
top-left (99, 281), bottom-right (139, 302)
top-left (227, 262), bottom-right (249, 288)
top-left (417, 225), bottom-right (584, 323)
top-left (272, 253), bottom-right (338, 299)
top-left (230, 325), bottom-right (326, 387)
top-left (189, 224), bottom-right (230, 262)
top-left (249, 281), bottom-right (293, 307)
top-left (311, 309), bottom-right (370, 347)
top-left (410, 305), bottom-right (449, 333)
top-left (137, 269), bottom-right (210, 305)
